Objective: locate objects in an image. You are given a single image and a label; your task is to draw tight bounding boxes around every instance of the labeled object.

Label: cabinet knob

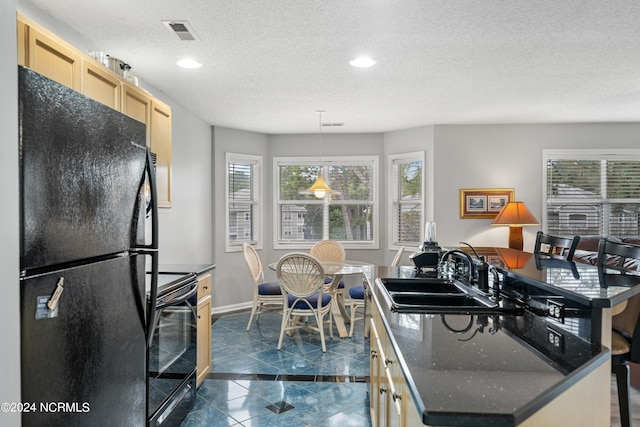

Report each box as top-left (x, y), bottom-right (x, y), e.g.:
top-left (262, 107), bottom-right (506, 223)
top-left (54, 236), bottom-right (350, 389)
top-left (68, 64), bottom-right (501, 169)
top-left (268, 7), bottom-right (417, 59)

top-left (392, 393), bottom-right (401, 402)
top-left (379, 386), bottom-right (387, 395)
top-left (385, 357), bottom-right (393, 366)
top-left (370, 349), bottom-right (377, 358)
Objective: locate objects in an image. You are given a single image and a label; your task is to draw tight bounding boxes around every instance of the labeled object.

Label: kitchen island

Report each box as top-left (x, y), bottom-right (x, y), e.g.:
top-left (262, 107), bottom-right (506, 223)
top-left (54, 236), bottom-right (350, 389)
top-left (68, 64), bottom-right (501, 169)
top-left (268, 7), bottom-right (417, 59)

top-left (365, 261), bottom-right (616, 426)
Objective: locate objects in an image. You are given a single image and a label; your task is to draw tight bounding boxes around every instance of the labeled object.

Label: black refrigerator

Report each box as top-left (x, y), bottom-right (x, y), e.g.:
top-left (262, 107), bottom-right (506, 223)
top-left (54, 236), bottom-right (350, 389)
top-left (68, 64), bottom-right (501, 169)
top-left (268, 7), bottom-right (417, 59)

top-left (18, 66), bottom-right (159, 427)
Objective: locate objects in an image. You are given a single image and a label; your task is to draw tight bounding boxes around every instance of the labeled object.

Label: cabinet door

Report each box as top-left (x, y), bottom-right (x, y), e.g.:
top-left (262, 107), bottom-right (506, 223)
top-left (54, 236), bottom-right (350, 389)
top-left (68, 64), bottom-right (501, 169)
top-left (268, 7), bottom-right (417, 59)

top-left (196, 295), bottom-right (212, 387)
top-left (17, 18), bottom-right (27, 66)
top-left (121, 82), bottom-right (151, 128)
top-left (82, 60), bottom-right (121, 110)
top-left (27, 26), bottom-right (81, 91)
top-left (150, 99), bottom-right (172, 208)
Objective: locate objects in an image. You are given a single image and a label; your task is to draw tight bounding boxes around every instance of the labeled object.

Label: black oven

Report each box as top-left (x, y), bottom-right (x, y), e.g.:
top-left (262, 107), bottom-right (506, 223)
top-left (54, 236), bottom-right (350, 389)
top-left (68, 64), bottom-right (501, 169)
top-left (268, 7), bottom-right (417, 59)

top-left (148, 273), bottom-right (198, 427)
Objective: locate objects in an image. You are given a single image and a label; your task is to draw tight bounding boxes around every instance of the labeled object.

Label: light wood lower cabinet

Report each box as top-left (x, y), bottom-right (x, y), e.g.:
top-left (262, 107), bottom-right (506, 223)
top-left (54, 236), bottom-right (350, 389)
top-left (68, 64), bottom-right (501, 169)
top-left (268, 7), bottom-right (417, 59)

top-left (370, 306), bottom-right (418, 427)
top-left (196, 273), bottom-right (212, 387)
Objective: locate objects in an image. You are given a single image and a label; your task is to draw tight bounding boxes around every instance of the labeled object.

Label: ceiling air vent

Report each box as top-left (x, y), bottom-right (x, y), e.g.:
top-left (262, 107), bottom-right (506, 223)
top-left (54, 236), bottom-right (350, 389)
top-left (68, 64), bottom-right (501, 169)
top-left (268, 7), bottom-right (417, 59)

top-left (162, 20), bottom-right (199, 41)
top-left (322, 123), bottom-right (345, 127)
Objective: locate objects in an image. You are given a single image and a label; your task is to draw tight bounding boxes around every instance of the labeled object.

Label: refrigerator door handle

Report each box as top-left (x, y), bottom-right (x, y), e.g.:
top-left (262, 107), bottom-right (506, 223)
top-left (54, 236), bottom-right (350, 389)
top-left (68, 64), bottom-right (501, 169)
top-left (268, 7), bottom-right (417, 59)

top-left (144, 148), bottom-right (159, 348)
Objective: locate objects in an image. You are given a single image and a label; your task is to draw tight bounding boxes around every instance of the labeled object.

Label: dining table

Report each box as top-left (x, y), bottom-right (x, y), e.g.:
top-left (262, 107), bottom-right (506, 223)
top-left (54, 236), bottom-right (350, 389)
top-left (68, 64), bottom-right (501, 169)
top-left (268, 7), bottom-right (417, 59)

top-left (269, 260), bottom-right (368, 338)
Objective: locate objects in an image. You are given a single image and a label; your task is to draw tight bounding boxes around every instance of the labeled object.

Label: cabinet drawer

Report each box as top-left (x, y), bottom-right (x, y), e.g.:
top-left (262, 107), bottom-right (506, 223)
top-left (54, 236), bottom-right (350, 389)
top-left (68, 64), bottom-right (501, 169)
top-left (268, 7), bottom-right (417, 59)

top-left (197, 273), bottom-right (212, 300)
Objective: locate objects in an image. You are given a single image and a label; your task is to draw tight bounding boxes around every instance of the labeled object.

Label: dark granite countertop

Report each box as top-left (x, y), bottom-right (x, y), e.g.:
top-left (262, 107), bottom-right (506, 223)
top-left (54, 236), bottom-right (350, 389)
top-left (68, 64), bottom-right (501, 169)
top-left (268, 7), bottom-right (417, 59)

top-left (364, 265), bottom-right (609, 426)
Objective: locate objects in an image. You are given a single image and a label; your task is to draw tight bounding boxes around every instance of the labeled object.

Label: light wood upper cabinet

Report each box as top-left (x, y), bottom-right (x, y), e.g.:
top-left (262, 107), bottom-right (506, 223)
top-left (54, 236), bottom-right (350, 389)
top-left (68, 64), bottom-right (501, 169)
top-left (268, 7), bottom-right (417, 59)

top-left (26, 25), bottom-right (81, 91)
top-left (82, 60), bottom-right (121, 110)
top-left (17, 18), bottom-right (26, 66)
top-left (18, 13), bottom-right (173, 208)
top-left (122, 82), bottom-right (151, 136)
top-left (150, 99), bottom-right (172, 208)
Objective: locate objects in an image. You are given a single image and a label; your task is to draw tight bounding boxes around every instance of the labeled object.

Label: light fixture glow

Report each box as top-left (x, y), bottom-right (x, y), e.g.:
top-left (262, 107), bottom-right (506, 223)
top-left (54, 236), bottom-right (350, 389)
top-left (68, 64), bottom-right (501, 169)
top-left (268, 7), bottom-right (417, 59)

top-left (349, 56), bottom-right (377, 68)
top-left (177, 58), bottom-right (202, 69)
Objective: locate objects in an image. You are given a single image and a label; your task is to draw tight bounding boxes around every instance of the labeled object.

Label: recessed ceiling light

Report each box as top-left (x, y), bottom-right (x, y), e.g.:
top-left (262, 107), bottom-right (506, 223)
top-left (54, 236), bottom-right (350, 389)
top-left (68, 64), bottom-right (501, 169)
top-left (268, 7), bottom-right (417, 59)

top-left (177, 58), bottom-right (202, 69)
top-left (349, 56), bottom-right (377, 68)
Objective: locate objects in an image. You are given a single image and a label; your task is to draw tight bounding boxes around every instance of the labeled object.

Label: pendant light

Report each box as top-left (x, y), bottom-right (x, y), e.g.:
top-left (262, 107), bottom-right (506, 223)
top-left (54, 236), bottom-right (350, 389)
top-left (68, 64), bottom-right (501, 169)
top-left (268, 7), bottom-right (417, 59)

top-left (301, 110), bottom-right (337, 199)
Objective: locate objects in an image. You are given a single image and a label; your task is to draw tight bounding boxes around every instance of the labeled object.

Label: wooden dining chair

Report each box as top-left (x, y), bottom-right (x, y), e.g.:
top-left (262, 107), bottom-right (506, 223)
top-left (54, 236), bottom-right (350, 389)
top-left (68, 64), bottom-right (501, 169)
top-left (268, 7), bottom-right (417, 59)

top-left (534, 231), bottom-right (580, 261)
top-left (242, 243), bottom-right (282, 331)
top-left (276, 252), bottom-right (332, 352)
top-left (597, 238), bottom-right (640, 427)
top-left (310, 239), bottom-right (346, 301)
top-left (348, 246), bottom-right (404, 337)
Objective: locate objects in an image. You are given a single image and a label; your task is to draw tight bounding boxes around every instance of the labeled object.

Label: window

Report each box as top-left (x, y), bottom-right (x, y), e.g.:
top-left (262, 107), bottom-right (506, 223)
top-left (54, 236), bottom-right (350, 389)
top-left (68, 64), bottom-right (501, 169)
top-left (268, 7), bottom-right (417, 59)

top-left (389, 152), bottom-right (425, 248)
top-left (274, 156), bottom-right (378, 249)
top-left (543, 149), bottom-right (640, 238)
top-left (226, 153), bottom-right (262, 251)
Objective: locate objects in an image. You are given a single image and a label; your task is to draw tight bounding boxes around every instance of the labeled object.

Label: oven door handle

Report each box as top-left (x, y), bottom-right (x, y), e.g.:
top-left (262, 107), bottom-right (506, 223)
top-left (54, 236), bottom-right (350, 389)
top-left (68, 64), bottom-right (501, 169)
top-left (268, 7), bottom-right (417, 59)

top-left (155, 280), bottom-right (199, 310)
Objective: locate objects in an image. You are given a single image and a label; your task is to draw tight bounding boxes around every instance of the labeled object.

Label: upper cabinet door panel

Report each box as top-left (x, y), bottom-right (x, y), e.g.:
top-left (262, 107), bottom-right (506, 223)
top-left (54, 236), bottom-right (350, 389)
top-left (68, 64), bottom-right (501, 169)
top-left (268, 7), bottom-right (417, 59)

top-left (82, 61), bottom-right (121, 110)
top-left (150, 99), bottom-right (172, 208)
top-left (27, 26), bottom-right (81, 91)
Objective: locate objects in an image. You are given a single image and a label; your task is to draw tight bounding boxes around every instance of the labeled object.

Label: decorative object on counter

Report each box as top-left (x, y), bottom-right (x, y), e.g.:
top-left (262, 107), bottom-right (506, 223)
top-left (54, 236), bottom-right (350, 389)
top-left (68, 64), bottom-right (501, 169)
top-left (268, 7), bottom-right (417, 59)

top-left (459, 188), bottom-right (514, 219)
top-left (300, 110), bottom-right (339, 199)
top-left (410, 221), bottom-right (442, 273)
top-left (491, 201), bottom-right (540, 250)
top-left (534, 231), bottom-right (580, 261)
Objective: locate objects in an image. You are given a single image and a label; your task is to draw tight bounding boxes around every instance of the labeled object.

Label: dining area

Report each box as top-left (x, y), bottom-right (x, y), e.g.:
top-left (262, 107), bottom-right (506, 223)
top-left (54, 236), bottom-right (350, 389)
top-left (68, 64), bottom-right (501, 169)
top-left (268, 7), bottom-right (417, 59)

top-left (242, 240), bottom-right (380, 352)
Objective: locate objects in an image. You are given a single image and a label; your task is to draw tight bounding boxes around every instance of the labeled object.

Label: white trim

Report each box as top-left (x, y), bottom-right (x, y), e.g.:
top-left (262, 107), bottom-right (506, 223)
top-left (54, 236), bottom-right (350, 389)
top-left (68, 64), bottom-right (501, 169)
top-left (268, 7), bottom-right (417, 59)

top-left (387, 151), bottom-right (425, 250)
top-left (273, 155), bottom-right (379, 250)
top-left (225, 152), bottom-right (263, 252)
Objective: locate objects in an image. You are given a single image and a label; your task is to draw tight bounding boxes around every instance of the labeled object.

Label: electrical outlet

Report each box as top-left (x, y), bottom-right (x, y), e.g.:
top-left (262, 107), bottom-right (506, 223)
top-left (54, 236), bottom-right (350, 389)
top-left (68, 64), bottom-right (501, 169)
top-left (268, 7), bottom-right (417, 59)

top-left (547, 299), bottom-right (565, 323)
top-left (547, 327), bottom-right (564, 352)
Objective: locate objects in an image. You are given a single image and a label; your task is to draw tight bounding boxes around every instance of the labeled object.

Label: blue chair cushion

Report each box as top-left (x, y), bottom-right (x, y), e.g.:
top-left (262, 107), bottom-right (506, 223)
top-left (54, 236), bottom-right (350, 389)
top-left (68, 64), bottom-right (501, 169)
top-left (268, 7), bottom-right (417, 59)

top-left (287, 293), bottom-right (331, 309)
top-left (349, 285), bottom-right (365, 300)
top-left (324, 277), bottom-right (345, 288)
top-left (258, 281), bottom-right (282, 295)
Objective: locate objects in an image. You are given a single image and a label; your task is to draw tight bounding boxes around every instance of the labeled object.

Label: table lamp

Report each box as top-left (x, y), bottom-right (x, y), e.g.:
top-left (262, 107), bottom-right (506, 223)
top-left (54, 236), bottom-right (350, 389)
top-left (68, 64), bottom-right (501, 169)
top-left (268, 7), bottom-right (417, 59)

top-left (491, 201), bottom-right (539, 250)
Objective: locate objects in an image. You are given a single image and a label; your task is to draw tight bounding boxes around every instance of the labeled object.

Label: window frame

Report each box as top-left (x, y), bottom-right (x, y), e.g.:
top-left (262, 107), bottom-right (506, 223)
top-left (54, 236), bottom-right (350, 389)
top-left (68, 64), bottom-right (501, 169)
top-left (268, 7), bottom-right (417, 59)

top-left (225, 152), bottom-right (262, 252)
top-left (273, 155), bottom-right (379, 250)
top-left (542, 148), bottom-right (640, 238)
top-left (388, 151), bottom-right (425, 250)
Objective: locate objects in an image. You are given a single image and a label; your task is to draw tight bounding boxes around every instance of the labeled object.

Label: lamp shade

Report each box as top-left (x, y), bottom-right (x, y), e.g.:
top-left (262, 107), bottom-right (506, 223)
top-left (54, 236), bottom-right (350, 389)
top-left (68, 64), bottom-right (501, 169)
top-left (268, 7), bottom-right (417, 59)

top-left (491, 201), bottom-right (539, 250)
top-left (491, 201), bottom-right (539, 226)
top-left (301, 170), bottom-right (336, 199)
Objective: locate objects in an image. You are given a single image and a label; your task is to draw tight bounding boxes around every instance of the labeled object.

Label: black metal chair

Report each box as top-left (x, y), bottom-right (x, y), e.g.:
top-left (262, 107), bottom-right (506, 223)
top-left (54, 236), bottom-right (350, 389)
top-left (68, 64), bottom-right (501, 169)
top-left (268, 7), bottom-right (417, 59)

top-left (597, 238), bottom-right (640, 427)
top-left (533, 231), bottom-right (580, 261)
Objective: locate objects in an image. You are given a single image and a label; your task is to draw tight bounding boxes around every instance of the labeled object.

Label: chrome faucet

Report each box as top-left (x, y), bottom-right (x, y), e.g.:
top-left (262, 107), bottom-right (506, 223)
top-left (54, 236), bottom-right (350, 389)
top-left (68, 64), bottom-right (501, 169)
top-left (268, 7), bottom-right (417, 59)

top-left (439, 248), bottom-right (475, 284)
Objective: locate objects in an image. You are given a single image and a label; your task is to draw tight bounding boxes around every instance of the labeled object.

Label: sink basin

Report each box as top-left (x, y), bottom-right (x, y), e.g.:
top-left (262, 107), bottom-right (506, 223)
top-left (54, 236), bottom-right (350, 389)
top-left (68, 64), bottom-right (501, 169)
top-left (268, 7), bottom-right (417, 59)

top-left (380, 278), bottom-right (466, 294)
top-left (388, 292), bottom-right (499, 314)
top-left (377, 277), bottom-right (522, 315)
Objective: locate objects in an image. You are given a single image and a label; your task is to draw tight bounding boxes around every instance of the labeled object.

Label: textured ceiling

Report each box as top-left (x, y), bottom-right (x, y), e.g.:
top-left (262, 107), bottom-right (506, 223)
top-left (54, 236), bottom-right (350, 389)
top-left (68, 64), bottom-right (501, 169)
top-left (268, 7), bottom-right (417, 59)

top-left (25, 0), bottom-right (640, 134)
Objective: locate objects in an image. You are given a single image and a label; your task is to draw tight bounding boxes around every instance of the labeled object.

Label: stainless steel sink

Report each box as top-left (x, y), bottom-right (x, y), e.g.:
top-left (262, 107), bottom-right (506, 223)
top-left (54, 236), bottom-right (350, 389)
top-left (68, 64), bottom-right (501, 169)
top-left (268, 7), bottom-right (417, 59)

top-left (380, 278), bottom-right (466, 294)
top-left (377, 277), bottom-right (519, 314)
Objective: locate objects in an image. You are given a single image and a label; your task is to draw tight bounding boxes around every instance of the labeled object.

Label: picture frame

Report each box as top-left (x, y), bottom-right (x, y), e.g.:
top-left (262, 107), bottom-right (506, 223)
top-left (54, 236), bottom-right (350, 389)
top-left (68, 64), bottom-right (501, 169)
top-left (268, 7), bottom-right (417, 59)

top-left (460, 188), bottom-right (515, 219)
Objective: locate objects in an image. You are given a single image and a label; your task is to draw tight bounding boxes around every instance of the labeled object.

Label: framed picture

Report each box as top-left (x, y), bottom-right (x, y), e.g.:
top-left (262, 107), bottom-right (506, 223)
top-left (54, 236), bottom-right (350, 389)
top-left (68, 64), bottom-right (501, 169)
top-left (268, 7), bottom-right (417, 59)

top-left (460, 188), bottom-right (515, 219)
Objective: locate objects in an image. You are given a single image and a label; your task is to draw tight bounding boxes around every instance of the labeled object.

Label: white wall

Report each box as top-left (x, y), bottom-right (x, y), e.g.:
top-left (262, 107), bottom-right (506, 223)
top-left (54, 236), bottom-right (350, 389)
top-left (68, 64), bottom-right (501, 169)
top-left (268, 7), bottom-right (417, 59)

top-left (433, 123), bottom-right (640, 251)
top-left (383, 125), bottom-right (435, 265)
top-left (154, 99), bottom-right (213, 264)
top-left (213, 127), bottom-right (270, 310)
top-left (2, 1), bottom-right (22, 424)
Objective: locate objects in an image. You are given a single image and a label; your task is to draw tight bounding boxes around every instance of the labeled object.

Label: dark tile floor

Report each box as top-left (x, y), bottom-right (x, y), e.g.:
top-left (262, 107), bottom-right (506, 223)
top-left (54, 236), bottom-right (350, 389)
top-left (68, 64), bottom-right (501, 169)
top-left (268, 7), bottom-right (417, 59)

top-left (180, 311), bottom-right (371, 427)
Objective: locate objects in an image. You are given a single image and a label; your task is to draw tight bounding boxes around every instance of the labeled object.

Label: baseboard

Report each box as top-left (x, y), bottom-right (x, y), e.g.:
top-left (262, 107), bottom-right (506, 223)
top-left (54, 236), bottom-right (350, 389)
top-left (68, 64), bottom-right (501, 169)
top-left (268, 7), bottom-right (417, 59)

top-left (211, 301), bottom-right (252, 315)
